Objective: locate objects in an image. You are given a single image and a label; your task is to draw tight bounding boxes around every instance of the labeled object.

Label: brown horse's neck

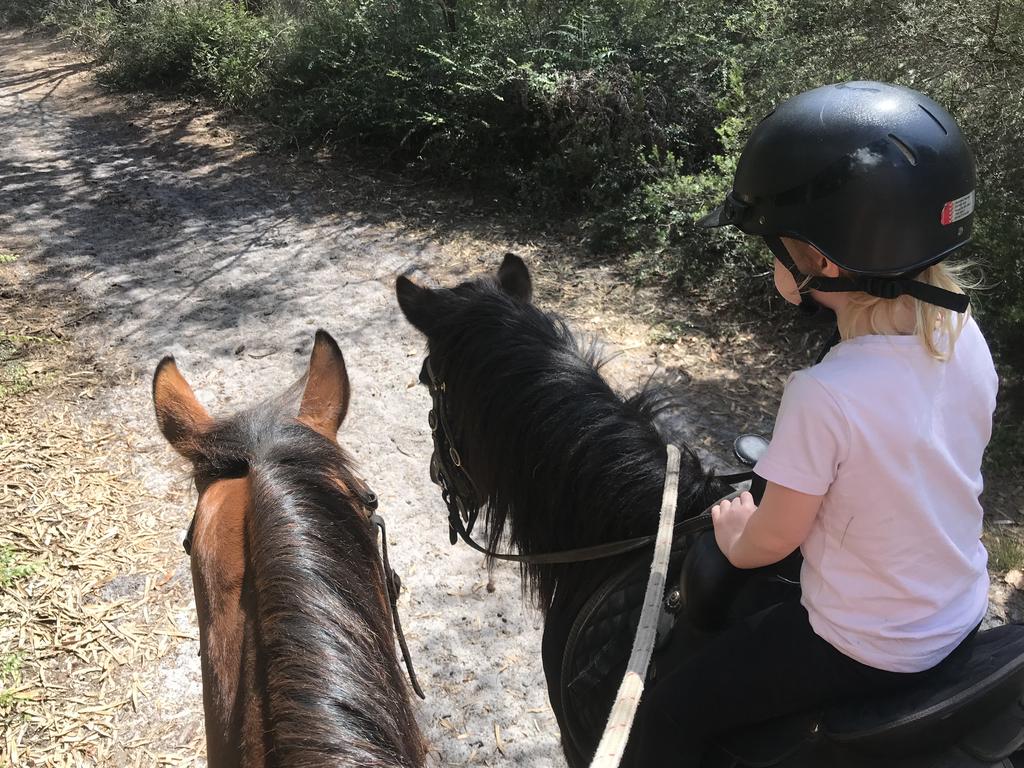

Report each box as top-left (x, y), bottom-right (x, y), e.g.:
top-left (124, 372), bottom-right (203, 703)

top-left (191, 477), bottom-right (273, 768)
top-left (190, 460), bottom-right (425, 767)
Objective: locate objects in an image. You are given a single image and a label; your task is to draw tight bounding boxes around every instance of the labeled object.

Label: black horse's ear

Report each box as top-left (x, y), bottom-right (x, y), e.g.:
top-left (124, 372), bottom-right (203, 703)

top-left (497, 253), bottom-right (532, 302)
top-left (396, 274), bottom-right (442, 334)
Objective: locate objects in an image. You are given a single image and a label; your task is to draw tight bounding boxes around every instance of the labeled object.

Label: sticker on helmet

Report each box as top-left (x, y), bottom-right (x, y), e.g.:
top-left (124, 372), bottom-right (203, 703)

top-left (941, 190), bottom-right (975, 226)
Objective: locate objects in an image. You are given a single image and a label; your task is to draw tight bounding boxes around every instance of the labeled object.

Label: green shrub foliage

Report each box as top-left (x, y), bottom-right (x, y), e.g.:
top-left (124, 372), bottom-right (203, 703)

top-left (5, 0), bottom-right (1022, 372)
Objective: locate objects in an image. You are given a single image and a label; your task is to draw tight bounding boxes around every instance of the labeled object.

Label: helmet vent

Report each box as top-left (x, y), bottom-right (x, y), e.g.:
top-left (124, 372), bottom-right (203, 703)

top-left (887, 133), bottom-right (918, 166)
top-left (918, 104), bottom-right (949, 135)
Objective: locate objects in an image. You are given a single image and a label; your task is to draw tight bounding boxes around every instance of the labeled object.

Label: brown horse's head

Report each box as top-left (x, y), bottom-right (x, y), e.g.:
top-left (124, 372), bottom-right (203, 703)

top-left (153, 330), bottom-right (424, 768)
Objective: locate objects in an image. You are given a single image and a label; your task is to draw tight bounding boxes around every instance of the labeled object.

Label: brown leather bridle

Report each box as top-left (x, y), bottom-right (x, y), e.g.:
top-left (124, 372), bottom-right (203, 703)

top-left (423, 358), bottom-right (485, 546)
top-left (422, 357), bottom-right (735, 566)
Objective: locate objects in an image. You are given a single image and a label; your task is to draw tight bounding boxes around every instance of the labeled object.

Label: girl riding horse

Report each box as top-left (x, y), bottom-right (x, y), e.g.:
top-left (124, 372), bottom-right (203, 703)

top-left (635, 80), bottom-right (995, 765)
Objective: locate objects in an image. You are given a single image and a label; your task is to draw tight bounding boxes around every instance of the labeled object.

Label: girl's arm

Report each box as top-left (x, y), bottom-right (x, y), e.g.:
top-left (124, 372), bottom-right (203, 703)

top-left (712, 482), bottom-right (823, 568)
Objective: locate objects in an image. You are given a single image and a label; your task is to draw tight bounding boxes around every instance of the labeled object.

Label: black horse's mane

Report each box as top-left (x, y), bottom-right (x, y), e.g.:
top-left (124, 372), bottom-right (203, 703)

top-left (426, 279), bottom-right (727, 609)
top-left (190, 403), bottom-right (422, 767)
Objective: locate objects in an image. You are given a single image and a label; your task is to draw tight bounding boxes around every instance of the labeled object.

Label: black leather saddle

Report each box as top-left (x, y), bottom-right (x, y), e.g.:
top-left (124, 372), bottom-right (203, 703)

top-left (560, 529), bottom-right (1024, 767)
top-left (681, 530), bottom-right (1024, 765)
top-left (704, 622), bottom-right (1024, 767)
top-left (822, 623), bottom-right (1024, 757)
top-left (560, 547), bottom-right (690, 761)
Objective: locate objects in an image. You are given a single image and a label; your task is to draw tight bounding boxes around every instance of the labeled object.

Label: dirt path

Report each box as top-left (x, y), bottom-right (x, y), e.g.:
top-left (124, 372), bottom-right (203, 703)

top-left (1, 29), bottom-right (1020, 768)
top-left (0, 30), bottom-right (574, 767)
top-left (1, 30), bottom-right (703, 767)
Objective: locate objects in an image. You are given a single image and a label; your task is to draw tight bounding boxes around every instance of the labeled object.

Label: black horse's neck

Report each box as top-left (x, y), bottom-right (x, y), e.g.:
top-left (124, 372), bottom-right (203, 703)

top-left (426, 284), bottom-right (725, 610)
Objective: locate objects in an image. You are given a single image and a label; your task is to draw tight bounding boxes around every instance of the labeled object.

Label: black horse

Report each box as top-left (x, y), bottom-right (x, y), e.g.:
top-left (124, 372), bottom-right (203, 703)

top-left (397, 254), bottom-right (1024, 768)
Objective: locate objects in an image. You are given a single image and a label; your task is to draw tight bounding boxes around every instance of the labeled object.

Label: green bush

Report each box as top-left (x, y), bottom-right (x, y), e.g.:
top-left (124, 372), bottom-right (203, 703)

top-left (0, 0), bottom-right (51, 25)
top-left (5, 0), bottom-right (1022, 382)
top-left (0, 0), bottom-right (104, 28)
top-left (256, 1), bottom-right (724, 215)
top-left (98, 0), bottom-right (275, 102)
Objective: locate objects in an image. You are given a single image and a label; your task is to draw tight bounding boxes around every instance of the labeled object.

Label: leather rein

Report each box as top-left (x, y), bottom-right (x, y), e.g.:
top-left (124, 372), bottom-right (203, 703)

top-left (182, 475), bottom-right (425, 700)
top-left (423, 357), bottom-right (750, 566)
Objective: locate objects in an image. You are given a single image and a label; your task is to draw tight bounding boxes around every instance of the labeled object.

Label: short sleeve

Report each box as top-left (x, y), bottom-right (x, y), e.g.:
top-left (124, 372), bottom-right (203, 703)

top-left (754, 370), bottom-right (848, 496)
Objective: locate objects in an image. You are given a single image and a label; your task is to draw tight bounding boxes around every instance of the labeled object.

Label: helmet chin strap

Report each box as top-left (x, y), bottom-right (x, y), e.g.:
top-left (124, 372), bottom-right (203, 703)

top-left (765, 236), bottom-right (828, 317)
top-left (798, 292), bottom-right (824, 316)
top-left (764, 237), bottom-right (840, 361)
top-left (764, 236), bottom-right (970, 314)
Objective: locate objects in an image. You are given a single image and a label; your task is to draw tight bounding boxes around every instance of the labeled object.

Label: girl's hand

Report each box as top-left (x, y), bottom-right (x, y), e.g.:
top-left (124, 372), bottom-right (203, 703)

top-left (711, 491), bottom-right (758, 562)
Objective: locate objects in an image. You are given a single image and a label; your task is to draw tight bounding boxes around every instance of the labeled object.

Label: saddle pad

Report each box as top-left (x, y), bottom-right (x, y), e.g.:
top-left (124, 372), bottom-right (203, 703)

top-left (823, 623), bottom-right (1024, 756)
top-left (561, 551), bottom-right (687, 761)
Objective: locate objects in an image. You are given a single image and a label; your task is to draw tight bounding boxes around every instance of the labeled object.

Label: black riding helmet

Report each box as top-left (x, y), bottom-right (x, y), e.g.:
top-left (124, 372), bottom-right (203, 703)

top-left (699, 81), bottom-right (974, 313)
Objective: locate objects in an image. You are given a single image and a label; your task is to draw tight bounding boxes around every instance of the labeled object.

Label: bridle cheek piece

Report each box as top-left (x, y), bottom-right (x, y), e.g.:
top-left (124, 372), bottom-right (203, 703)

top-left (421, 356), bottom-right (722, 566)
top-left (424, 357), bottom-right (485, 545)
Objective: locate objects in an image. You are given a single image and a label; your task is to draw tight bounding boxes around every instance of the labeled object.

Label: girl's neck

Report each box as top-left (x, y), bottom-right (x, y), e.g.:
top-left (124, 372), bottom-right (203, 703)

top-left (813, 291), bottom-right (917, 340)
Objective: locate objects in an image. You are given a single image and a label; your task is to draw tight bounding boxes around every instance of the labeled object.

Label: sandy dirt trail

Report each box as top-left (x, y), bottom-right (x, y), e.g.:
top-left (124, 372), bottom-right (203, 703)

top-left (1, 31), bottom-right (571, 767)
top-left (4, 28), bottom-right (757, 767)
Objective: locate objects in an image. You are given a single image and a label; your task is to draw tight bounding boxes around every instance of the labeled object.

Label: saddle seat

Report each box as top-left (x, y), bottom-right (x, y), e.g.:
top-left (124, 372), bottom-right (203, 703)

top-left (681, 531), bottom-right (1024, 761)
top-left (707, 624), bottom-right (1024, 766)
top-left (820, 623), bottom-right (1024, 757)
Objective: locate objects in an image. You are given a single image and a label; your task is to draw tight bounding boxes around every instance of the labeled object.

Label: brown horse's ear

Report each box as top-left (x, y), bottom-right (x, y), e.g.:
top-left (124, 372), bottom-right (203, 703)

top-left (497, 253), bottom-right (532, 302)
top-left (396, 274), bottom-right (444, 334)
top-left (153, 357), bottom-right (212, 461)
top-left (298, 330), bottom-right (350, 439)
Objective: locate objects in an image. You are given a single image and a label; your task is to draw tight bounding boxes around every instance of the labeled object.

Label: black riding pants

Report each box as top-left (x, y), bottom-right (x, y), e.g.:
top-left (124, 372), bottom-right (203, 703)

top-left (631, 598), bottom-right (960, 766)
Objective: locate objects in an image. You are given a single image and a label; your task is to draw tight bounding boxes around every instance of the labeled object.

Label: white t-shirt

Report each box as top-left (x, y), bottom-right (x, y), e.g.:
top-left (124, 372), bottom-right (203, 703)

top-left (754, 317), bottom-right (997, 673)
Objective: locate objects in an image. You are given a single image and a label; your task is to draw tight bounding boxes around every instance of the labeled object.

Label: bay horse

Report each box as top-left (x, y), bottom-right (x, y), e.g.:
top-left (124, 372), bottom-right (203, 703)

top-left (152, 330), bottom-right (425, 768)
top-left (395, 256), bottom-right (1024, 768)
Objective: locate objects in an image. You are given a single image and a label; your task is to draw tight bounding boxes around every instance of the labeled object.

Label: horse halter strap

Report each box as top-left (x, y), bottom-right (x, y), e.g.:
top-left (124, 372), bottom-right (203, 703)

top-left (424, 357), bottom-right (727, 566)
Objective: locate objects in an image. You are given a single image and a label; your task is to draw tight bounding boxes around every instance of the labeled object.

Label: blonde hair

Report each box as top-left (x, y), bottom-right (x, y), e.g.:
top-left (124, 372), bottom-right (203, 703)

top-left (836, 261), bottom-right (977, 361)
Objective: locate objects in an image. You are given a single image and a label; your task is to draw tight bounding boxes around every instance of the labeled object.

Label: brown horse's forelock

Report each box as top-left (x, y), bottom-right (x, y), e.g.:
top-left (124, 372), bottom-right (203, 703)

top-left (196, 404), bottom-right (422, 766)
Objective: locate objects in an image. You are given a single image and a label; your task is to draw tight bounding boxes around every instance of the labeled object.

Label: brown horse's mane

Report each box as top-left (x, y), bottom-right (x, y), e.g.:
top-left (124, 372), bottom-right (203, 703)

top-left (192, 399), bottom-right (422, 767)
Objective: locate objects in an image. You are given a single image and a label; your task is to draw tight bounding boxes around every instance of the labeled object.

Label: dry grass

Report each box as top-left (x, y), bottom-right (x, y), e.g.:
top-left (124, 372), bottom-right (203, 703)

top-left (985, 529), bottom-right (1024, 574)
top-left (0, 261), bottom-right (203, 766)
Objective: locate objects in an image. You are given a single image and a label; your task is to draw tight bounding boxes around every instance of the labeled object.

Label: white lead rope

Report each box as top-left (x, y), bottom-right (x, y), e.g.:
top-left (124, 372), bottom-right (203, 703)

top-left (589, 444), bottom-right (682, 768)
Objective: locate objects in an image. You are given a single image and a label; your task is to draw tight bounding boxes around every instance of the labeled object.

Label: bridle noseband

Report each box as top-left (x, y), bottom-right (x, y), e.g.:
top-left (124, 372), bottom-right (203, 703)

top-left (422, 356), bottom-right (733, 566)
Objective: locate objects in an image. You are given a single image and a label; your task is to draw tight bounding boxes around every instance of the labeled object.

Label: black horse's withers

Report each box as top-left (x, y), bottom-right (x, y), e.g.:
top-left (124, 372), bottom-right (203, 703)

top-left (396, 255), bottom-right (1024, 768)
